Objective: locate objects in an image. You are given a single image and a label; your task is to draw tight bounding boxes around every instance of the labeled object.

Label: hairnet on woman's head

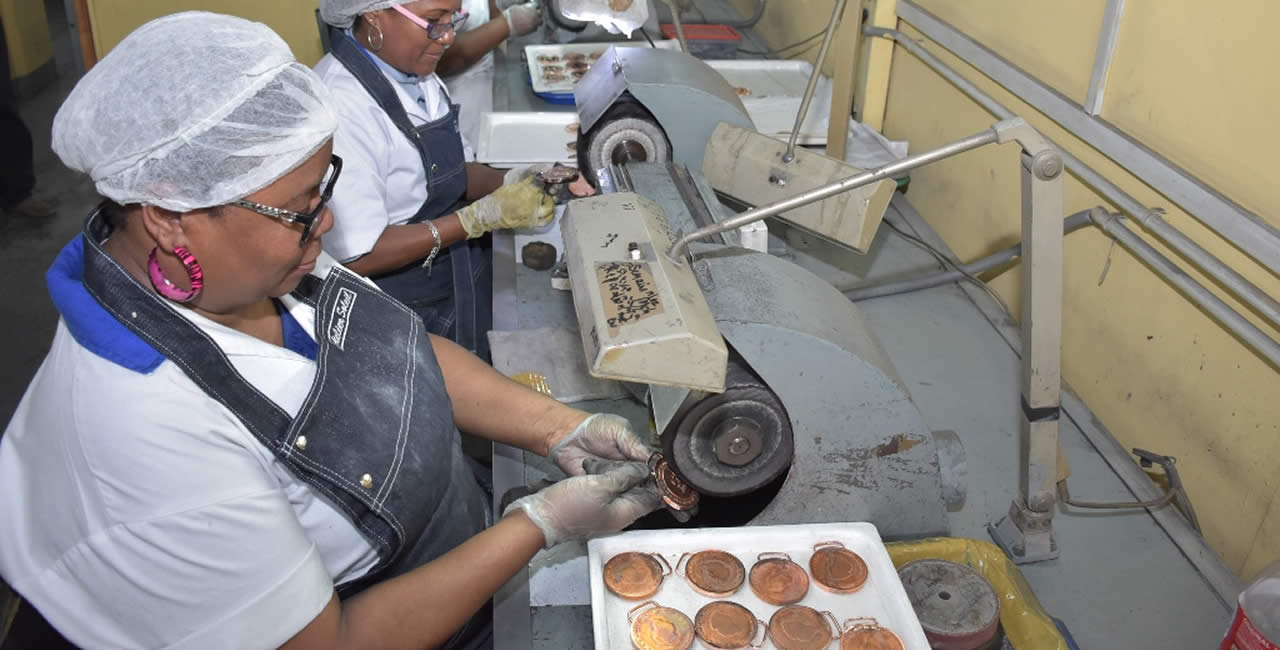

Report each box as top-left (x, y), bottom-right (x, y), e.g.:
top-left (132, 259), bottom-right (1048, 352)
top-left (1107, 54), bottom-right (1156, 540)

top-left (319, 0), bottom-right (418, 28)
top-left (51, 11), bottom-right (338, 213)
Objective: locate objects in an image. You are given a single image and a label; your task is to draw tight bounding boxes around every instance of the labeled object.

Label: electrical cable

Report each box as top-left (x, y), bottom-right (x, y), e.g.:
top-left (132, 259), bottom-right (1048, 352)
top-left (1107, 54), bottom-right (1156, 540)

top-left (639, 26), bottom-right (656, 48)
top-left (881, 219), bottom-right (1014, 316)
top-left (1058, 480), bottom-right (1177, 510)
top-left (737, 27), bottom-right (827, 57)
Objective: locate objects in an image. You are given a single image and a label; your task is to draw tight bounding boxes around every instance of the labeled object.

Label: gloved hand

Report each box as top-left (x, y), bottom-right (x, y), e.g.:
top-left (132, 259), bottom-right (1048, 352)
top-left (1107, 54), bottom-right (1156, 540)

top-left (502, 163), bottom-right (555, 187)
top-left (502, 3), bottom-right (543, 37)
top-left (456, 177), bottom-right (555, 238)
top-left (550, 413), bottom-right (652, 477)
top-left (505, 461), bottom-right (662, 547)
top-left (495, 0), bottom-right (527, 9)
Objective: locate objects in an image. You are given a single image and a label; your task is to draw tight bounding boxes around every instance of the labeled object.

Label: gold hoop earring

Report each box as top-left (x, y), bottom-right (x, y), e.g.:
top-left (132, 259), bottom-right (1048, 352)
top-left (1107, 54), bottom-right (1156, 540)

top-left (364, 16), bottom-right (385, 51)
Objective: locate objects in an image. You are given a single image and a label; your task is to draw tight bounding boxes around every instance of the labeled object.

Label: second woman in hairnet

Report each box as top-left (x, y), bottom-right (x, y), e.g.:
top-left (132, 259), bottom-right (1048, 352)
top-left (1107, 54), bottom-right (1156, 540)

top-left (316, 0), bottom-right (552, 360)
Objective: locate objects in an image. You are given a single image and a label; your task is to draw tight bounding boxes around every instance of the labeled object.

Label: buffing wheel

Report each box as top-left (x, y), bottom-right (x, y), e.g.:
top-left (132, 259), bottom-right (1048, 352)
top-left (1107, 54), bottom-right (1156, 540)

top-left (578, 97), bottom-right (672, 187)
top-left (663, 360), bottom-right (794, 497)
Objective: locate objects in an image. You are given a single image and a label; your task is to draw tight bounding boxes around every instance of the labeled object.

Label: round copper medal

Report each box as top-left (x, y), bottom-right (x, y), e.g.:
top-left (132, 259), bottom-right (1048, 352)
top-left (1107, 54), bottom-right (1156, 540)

top-left (767, 606), bottom-right (839, 650)
top-left (748, 553), bottom-right (810, 605)
top-left (649, 453), bottom-right (700, 511)
top-left (603, 552), bottom-right (671, 600)
top-left (629, 601), bottom-right (695, 650)
top-left (809, 541), bottom-right (869, 594)
top-left (694, 602), bottom-right (764, 649)
top-left (839, 618), bottom-right (905, 650)
top-left (679, 550), bottom-right (745, 597)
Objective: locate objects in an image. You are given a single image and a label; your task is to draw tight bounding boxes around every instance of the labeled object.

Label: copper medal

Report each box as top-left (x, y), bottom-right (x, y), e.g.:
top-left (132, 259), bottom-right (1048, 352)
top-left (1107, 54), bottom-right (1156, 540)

top-left (767, 606), bottom-right (840, 650)
top-left (603, 552), bottom-right (672, 600)
top-left (694, 601), bottom-right (765, 649)
top-left (839, 618), bottom-right (905, 650)
top-left (649, 453), bottom-right (700, 511)
top-left (678, 550), bottom-right (745, 597)
top-left (809, 541), bottom-right (869, 594)
top-left (749, 552), bottom-right (810, 605)
top-left (629, 601), bottom-right (695, 650)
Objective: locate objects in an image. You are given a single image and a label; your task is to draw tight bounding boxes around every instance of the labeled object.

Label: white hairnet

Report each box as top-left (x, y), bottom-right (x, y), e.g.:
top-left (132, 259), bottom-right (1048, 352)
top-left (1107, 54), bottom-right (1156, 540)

top-left (320, 0), bottom-right (417, 28)
top-left (52, 12), bottom-right (338, 212)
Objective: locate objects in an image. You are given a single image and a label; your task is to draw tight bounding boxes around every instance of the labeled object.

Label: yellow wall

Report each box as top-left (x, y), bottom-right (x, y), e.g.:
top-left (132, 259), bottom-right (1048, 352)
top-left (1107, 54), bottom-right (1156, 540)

top-left (0, 0), bottom-right (52, 79)
top-left (85, 1), bottom-right (325, 66)
top-left (749, 0), bottom-right (1280, 579)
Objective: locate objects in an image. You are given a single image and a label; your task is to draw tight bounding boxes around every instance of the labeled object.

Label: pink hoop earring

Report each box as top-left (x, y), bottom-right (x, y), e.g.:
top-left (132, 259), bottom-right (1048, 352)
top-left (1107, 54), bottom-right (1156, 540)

top-left (148, 246), bottom-right (204, 303)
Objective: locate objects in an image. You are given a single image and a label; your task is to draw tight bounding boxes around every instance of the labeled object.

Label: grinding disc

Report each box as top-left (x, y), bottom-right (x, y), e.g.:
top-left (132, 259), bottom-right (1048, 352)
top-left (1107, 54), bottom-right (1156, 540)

top-left (663, 361), bottom-right (794, 497)
top-left (898, 559), bottom-right (1000, 650)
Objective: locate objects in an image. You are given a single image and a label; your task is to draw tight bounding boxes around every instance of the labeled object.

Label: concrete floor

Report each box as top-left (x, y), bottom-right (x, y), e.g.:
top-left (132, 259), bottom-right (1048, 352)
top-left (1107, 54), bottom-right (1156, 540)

top-left (0, 0), bottom-right (96, 427)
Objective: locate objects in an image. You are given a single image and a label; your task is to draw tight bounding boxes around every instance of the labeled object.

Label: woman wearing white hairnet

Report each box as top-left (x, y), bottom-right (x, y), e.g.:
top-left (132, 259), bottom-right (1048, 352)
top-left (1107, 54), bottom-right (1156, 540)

top-left (0, 12), bottom-right (658, 649)
top-left (315, 0), bottom-right (583, 361)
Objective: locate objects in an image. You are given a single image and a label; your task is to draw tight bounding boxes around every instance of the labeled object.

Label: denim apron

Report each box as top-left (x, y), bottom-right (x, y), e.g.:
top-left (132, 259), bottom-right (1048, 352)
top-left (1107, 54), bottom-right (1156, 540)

top-left (79, 209), bottom-right (493, 649)
top-left (329, 28), bottom-right (492, 361)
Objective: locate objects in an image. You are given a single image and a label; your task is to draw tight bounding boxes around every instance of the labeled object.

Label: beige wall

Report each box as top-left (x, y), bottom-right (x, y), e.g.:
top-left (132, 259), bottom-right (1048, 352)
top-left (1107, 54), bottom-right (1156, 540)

top-left (85, 1), bottom-right (325, 66)
top-left (747, 0), bottom-right (1280, 579)
top-left (0, 0), bottom-right (52, 79)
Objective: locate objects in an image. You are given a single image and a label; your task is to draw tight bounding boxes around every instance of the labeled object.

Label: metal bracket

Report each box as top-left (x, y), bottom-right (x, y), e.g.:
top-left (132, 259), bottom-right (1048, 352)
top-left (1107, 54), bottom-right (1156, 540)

top-left (987, 119), bottom-right (1066, 564)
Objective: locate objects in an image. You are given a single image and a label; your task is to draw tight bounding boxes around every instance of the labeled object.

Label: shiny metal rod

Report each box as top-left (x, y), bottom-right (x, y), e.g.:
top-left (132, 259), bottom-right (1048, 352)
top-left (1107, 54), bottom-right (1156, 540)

top-left (783, 0), bottom-right (848, 163)
top-left (866, 25), bottom-right (1280, 330)
top-left (1090, 209), bottom-right (1280, 369)
top-left (669, 126), bottom-right (1000, 260)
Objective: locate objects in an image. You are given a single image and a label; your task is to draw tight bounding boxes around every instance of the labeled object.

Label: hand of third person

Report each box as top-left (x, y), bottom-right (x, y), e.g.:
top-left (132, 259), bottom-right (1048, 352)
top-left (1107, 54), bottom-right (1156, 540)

top-left (456, 178), bottom-right (555, 237)
top-left (502, 2), bottom-right (542, 37)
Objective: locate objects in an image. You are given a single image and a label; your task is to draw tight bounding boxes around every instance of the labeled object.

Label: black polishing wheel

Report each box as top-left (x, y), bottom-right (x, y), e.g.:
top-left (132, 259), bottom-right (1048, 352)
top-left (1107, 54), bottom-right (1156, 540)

top-left (663, 361), bottom-right (794, 498)
top-left (577, 95), bottom-right (672, 188)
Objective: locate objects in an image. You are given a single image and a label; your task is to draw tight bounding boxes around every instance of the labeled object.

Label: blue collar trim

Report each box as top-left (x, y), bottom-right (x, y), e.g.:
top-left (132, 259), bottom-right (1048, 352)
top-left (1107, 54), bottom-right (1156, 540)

top-left (47, 235), bottom-right (165, 374)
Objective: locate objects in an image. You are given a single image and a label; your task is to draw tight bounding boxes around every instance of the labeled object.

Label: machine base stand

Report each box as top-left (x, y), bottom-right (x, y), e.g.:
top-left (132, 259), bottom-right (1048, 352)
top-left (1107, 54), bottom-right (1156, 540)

top-left (988, 497), bottom-right (1059, 564)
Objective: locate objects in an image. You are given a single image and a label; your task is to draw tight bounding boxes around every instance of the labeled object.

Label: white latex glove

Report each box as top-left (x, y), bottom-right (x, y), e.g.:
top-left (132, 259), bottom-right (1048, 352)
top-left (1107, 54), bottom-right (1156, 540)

top-left (456, 177), bottom-right (555, 238)
top-left (505, 461), bottom-right (662, 547)
top-left (495, 0), bottom-right (526, 9)
top-left (503, 3), bottom-right (543, 37)
top-left (502, 163), bottom-right (555, 186)
top-left (550, 413), bottom-right (652, 476)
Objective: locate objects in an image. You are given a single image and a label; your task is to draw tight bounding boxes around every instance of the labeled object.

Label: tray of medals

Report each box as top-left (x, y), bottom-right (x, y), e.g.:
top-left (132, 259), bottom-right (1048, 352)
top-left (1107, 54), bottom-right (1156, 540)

top-left (588, 522), bottom-right (930, 649)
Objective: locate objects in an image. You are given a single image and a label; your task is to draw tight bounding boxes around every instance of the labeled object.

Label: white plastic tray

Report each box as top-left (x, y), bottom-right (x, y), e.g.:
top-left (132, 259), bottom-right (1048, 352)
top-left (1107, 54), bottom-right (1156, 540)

top-left (587, 522), bottom-right (929, 650)
top-left (706, 60), bottom-right (834, 145)
top-left (474, 112), bottom-right (580, 167)
top-left (526, 41), bottom-right (681, 95)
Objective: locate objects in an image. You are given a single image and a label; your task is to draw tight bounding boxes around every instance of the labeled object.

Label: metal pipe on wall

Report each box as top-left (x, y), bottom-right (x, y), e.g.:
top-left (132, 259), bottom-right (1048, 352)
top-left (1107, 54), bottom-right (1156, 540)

top-left (1090, 209), bottom-right (1280, 369)
top-left (864, 26), bottom-right (1280, 332)
top-left (841, 210), bottom-right (1095, 300)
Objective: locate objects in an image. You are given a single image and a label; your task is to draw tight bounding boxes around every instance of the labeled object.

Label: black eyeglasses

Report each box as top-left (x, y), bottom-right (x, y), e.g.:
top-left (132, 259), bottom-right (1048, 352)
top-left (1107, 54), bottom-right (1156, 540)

top-left (232, 154), bottom-right (343, 246)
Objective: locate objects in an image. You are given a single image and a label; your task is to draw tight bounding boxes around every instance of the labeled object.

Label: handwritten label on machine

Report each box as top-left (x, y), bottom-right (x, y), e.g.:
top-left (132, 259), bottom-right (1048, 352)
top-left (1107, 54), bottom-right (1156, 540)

top-left (561, 192), bottom-right (728, 393)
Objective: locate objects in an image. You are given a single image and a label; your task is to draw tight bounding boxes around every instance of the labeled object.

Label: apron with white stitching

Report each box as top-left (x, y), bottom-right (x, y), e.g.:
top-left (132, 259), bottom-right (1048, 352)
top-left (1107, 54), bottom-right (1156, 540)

top-left (80, 208), bottom-right (492, 649)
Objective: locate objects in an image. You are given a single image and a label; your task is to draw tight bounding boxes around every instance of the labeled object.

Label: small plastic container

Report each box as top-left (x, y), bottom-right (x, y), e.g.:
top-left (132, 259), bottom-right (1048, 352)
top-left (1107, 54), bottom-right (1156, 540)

top-left (661, 24), bottom-right (742, 59)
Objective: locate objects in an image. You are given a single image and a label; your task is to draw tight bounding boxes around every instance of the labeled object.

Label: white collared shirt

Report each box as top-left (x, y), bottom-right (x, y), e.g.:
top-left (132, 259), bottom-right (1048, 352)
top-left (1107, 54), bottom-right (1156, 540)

top-left (314, 51), bottom-right (474, 263)
top-left (0, 252), bottom-right (379, 649)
